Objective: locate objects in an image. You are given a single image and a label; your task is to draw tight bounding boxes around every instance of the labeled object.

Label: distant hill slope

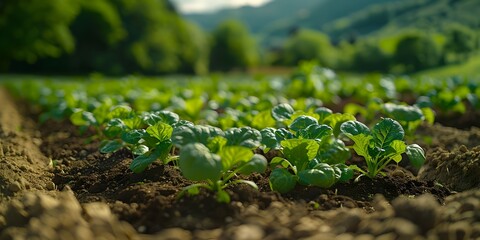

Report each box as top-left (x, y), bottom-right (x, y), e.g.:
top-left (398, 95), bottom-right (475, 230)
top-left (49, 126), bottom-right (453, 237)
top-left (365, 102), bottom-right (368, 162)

top-left (185, 0), bottom-right (480, 47)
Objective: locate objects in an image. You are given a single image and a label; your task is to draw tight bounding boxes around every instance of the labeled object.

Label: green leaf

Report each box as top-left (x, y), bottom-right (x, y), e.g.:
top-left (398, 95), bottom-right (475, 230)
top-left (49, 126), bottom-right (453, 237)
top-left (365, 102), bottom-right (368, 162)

top-left (218, 146), bottom-right (254, 171)
top-left (146, 122), bottom-right (173, 142)
top-left (178, 143), bottom-right (222, 181)
top-left (406, 144), bottom-right (426, 169)
top-left (184, 97), bottom-right (204, 119)
top-left (100, 140), bottom-right (123, 154)
top-left (324, 113), bottom-right (356, 136)
top-left (123, 116), bottom-right (143, 129)
top-left (271, 103), bottom-right (295, 121)
top-left (207, 136), bottom-right (227, 153)
top-left (340, 120), bottom-right (371, 137)
top-left (275, 128), bottom-right (294, 141)
top-left (70, 110), bottom-right (97, 126)
top-left (297, 124), bottom-right (332, 140)
top-left (108, 105), bottom-right (133, 120)
top-left (261, 128), bottom-right (281, 149)
top-left (315, 107), bottom-right (333, 123)
top-left (383, 140), bottom-right (407, 163)
top-left (317, 138), bottom-right (351, 164)
top-left (237, 154), bottom-right (268, 175)
top-left (270, 157), bottom-right (290, 169)
top-left (225, 127), bottom-right (261, 149)
top-left (132, 145), bottom-right (149, 156)
top-left (216, 189), bottom-right (231, 203)
top-left (298, 163), bottom-right (336, 188)
top-left (383, 103), bottom-right (423, 122)
top-left (121, 129), bottom-right (146, 144)
top-left (155, 110), bottom-right (180, 125)
top-left (421, 108), bottom-right (435, 125)
top-left (372, 118), bottom-right (404, 148)
top-left (333, 164), bottom-right (354, 182)
top-left (130, 141), bottom-right (172, 173)
top-left (269, 168), bottom-right (297, 194)
top-left (172, 125), bottom-right (223, 147)
top-left (104, 118), bottom-right (126, 138)
top-left (281, 139), bottom-right (319, 171)
top-left (289, 115), bottom-right (318, 132)
top-left (251, 110), bottom-right (276, 129)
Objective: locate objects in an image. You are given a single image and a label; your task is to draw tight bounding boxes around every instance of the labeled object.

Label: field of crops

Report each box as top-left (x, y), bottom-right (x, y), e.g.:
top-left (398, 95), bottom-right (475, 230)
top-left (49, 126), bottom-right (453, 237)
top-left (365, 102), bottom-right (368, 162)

top-left (1, 63), bottom-right (480, 239)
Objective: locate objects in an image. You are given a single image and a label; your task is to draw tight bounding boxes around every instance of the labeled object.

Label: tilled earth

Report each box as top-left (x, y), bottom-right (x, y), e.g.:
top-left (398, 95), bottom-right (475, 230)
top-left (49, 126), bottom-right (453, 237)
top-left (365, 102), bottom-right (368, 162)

top-left (1, 87), bottom-right (480, 240)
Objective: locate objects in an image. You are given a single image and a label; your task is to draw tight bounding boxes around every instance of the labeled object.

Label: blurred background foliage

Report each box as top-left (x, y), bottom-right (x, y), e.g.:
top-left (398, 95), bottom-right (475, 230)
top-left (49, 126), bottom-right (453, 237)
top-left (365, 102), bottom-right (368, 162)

top-left (0, 0), bottom-right (479, 75)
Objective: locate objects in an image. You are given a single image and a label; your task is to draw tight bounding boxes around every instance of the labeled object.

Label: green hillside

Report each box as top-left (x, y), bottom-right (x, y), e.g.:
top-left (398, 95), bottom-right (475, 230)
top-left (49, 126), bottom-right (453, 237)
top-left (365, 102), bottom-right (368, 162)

top-left (185, 0), bottom-right (480, 47)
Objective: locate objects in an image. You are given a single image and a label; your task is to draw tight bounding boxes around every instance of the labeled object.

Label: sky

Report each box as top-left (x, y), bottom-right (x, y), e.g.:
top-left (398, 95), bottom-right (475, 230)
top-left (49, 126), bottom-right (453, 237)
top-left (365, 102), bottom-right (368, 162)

top-left (171, 0), bottom-right (272, 14)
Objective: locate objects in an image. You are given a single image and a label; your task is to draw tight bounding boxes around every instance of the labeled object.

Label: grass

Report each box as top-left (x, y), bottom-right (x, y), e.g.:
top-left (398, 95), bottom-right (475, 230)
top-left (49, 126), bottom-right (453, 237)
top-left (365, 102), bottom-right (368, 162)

top-left (414, 54), bottom-right (480, 78)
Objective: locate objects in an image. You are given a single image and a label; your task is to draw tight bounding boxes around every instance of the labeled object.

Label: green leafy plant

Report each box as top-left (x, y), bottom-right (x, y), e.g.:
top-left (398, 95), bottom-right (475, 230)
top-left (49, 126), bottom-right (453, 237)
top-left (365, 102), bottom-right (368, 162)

top-left (178, 143), bottom-right (267, 203)
top-left (340, 118), bottom-right (426, 178)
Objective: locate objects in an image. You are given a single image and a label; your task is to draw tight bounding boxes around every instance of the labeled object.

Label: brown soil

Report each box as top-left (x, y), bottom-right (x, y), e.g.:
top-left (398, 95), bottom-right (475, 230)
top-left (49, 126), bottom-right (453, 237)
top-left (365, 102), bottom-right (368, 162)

top-left (2, 87), bottom-right (480, 240)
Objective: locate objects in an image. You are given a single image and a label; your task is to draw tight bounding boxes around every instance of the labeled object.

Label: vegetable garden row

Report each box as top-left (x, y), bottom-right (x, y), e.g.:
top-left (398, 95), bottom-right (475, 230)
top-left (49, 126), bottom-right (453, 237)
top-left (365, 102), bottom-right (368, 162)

top-left (4, 63), bottom-right (480, 201)
top-left (2, 62), bottom-right (480, 239)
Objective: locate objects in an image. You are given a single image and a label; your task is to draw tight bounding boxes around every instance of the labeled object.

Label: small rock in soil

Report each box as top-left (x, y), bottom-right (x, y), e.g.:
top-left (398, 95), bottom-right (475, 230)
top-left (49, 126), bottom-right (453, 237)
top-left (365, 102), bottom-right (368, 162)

top-left (392, 194), bottom-right (439, 233)
top-left (8, 181), bottom-right (22, 192)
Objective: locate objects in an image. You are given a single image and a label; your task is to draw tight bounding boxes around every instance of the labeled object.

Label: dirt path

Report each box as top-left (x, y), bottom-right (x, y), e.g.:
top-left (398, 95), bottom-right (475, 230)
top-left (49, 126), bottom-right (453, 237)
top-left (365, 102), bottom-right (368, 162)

top-left (2, 87), bottom-right (480, 239)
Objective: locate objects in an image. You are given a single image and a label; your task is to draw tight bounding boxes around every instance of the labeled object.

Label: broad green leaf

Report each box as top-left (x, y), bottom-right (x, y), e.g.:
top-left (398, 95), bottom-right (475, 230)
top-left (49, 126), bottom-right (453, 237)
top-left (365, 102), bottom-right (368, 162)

top-left (340, 120), bottom-right (371, 137)
top-left (184, 98), bottom-right (204, 119)
top-left (251, 110), bottom-right (276, 129)
top-left (261, 128), bottom-right (280, 149)
top-left (146, 122), bottom-right (173, 142)
top-left (406, 144), bottom-right (426, 169)
top-left (269, 168), bottom-right (297, 194)
top-left (315, 107), bottom-right (333, 123)
top-left (104, 118), bottom-right (125, 138)
top-left (275, 128), bottom-right (294, 141)
top-left (270, 157), bottom-right (290, 169)
top-left (383, 103), bottom-right (423, 122)
top-left (271, 103), bottom-right (295, 121)
top-left (155, 110), bottom-right (180, 125)
top-left (324, 113), bottom-right (356, 136)
top-left (172, 125), bottom-right (223, 147)
top-left (237, 154), bottom-right (268, 175)
top-left (218, 146), bottom-right (254, 171)
top-left (285, 111), bottom-right (320, 126)
top-left (421, 108), bottom-right (435, 125)
top-left (123, 116), bottom-right (143, 129)
top-left (225, 127), bottom-right (261, 149)
top-left (130, 141), bottom-right (172, 173)
top-left (281, 139), bottom-right (319, 171)
top-left (333, 164), bottom-right (354, 182)
top-left (178, 143), bottom-right (222, 181)
top-left (132, 145), bottom-right (149, 156)
top-left (100, 140), bottom-right (123, 154)
top-left (382, 140), bottom-right (407, 163)
top-left (317, 138), bottom-right (351, 164)
top-left (70, 110), bottom-right (97, 126)
top-left (343, 103), bottom-right (367, 119)
top-left (298, 164), bottom-right (336, 188)
top-left (372, 118), bottom-right (404, 148)
top-left (289, 115), bottom-right (318, 132)
top-left (108, 105), bottom-right (133, 120)
top-left (297, 124), bottom-right (332, 140)
top-left (121, 129), bottom-right (146, 144)
top-left (207, 136), bottom-right (227, 153)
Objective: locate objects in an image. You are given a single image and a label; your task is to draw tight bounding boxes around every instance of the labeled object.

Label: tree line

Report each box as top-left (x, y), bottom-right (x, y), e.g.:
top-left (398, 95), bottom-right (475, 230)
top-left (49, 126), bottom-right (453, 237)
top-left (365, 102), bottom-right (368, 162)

top-left (0, 0), bottom-right (478, 75)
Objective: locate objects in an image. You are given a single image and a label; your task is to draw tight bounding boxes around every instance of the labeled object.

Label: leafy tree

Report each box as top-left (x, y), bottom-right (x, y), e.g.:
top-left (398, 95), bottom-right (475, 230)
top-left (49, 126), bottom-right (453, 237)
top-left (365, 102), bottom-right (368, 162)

top-left (281, 29), bottom-right (336, 67)
top-left (352, 40), bottom-right (390, 72)
top-left (209, 20), bottom-right (259, 72)
top-left (444, 23), bottom-right (478, 62)
top-left (393, 32), bottom-right (442, 72)
top-left (0, 0), bottom-right (79, 69)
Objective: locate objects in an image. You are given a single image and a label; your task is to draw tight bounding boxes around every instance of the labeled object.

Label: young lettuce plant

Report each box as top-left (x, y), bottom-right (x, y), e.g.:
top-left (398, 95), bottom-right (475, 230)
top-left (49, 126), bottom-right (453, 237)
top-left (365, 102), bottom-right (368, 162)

top-left (382, 102), bottom-right (435, 137)
top-left (340, 118), bottom-right (426, 179)
top-left (268, 115), bottom-right (354, 193)
top-left (178, 143), bottom-right (267, 203)
top-left (175, 125), bottom-right (264, 203)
